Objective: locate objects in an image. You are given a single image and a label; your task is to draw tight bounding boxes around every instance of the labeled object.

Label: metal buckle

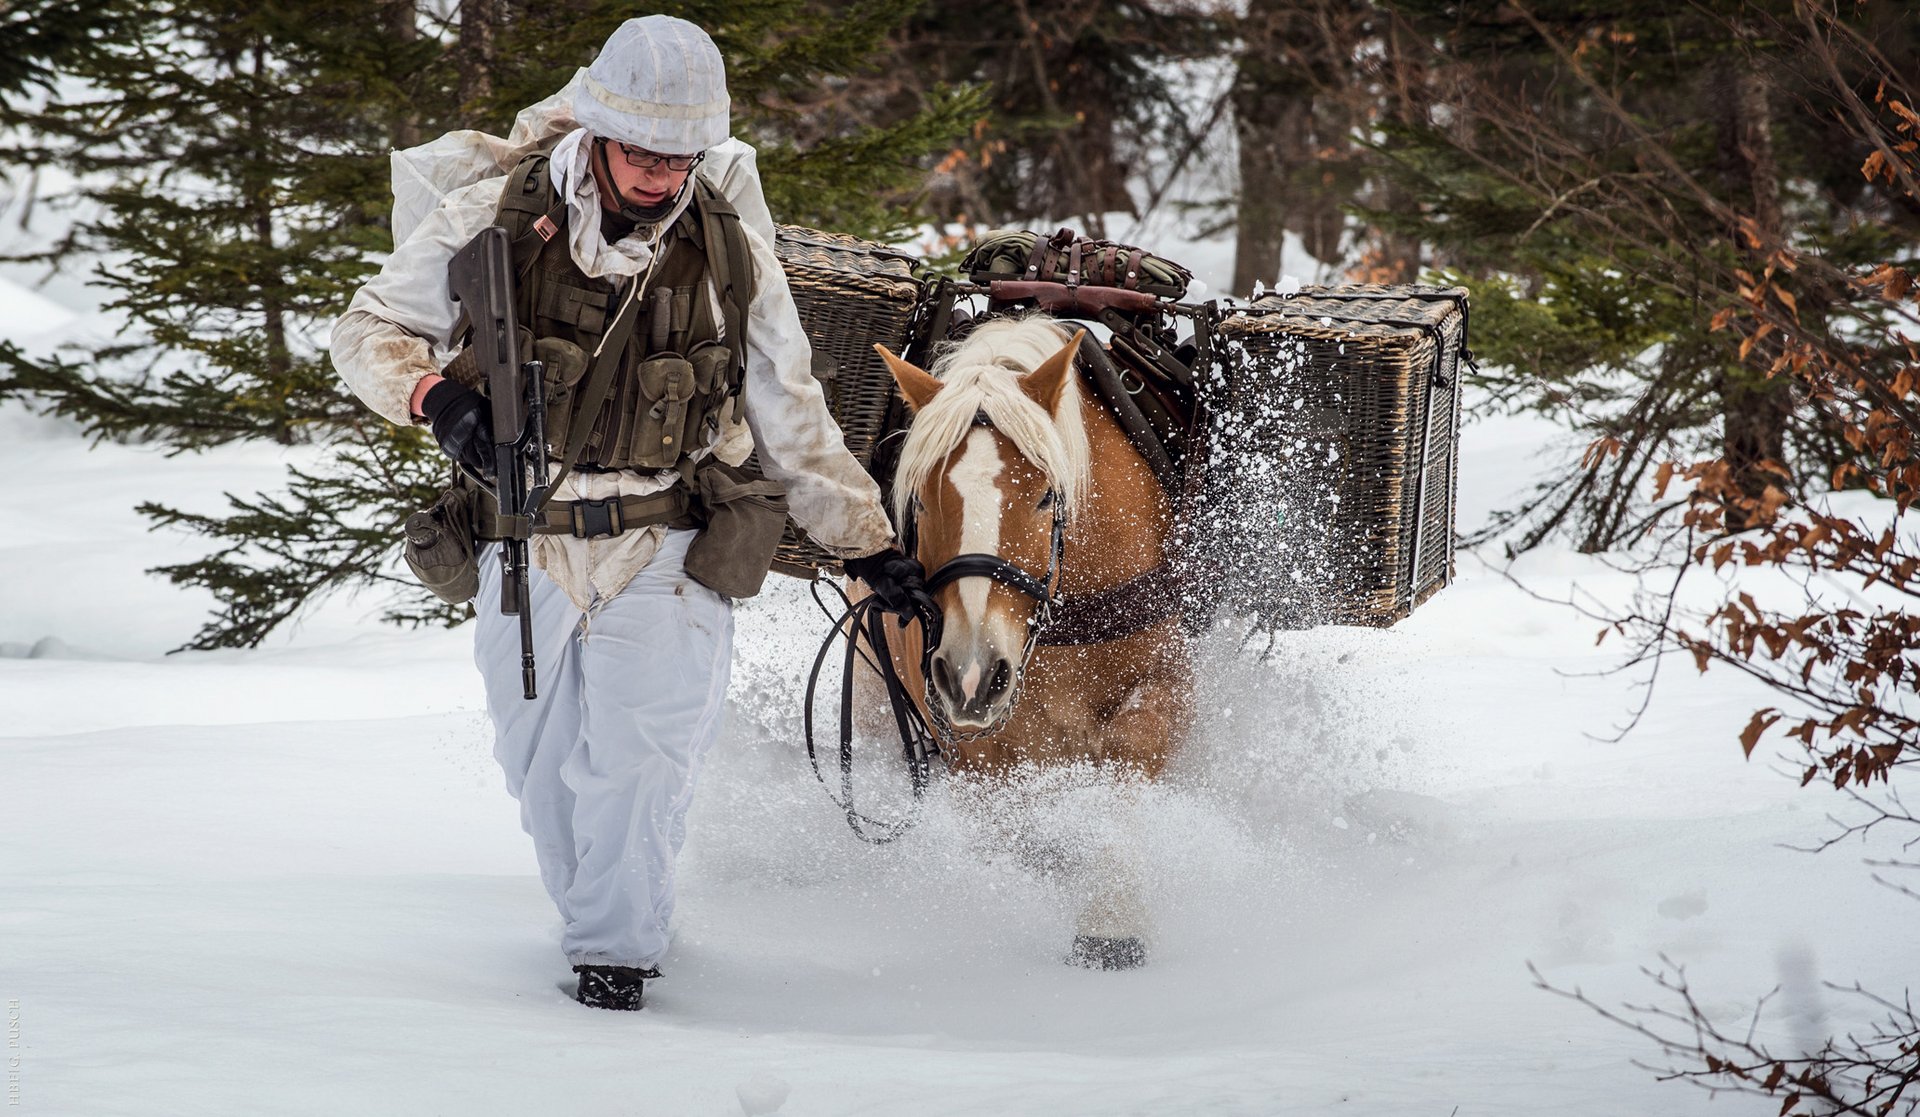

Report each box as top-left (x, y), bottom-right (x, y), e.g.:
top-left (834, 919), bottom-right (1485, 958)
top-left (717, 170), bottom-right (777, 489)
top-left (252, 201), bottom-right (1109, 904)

top-left (571, 497), bottom-right (622, 539)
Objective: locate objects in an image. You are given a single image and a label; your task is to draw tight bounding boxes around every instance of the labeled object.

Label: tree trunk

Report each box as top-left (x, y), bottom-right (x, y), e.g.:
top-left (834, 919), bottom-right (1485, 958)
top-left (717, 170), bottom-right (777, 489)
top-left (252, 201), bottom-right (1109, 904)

top-left (1231, 0), bottom-right (1294, 296)
top-left (1366, 20), bottom-right (1424, 283)
top-left (1233, 0), bottom-right (1372, 291)
top-left (1298, 96), bottom-right (1351, 265)
top-left (457, 0), bottom-right (495, 126)
top-left (385, 0), bottom-right (421, 150)
top-left (1714, 52), bottom-right (1792, 526)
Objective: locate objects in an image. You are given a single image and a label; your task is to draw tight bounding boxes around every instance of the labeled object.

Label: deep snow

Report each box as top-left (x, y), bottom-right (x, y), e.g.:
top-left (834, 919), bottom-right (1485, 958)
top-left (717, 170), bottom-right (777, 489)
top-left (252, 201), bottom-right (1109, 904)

top-left (1, 217), bottom-right (1914, 1113)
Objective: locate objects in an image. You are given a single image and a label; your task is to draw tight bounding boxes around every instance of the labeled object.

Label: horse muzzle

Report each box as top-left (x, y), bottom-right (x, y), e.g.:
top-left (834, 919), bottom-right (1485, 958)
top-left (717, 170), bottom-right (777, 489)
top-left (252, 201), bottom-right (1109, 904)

top-left (928, 644), bottom-right (1016, 730)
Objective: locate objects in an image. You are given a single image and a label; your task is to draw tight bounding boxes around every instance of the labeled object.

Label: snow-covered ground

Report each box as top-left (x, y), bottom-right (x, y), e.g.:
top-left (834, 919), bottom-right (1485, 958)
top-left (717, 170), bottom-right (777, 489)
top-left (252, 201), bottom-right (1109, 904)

top-left (1, 177), bottom-right (1914, 1117)
top-left (3, 385), bottom-right (1911, 1116)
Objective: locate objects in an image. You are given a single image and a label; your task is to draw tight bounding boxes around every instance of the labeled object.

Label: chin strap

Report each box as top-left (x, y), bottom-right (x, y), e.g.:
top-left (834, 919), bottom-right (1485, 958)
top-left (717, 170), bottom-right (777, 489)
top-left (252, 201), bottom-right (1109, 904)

top-left (591, 137), bottom-right (688, 227)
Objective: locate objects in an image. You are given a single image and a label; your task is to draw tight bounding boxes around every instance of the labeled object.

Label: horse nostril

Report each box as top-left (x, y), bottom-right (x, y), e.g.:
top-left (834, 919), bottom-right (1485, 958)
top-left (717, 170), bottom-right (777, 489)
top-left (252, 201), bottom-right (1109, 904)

top-left (932, 654), bottom-right (960, 703)
top-left (985, 657), bottom-right (1012, 701)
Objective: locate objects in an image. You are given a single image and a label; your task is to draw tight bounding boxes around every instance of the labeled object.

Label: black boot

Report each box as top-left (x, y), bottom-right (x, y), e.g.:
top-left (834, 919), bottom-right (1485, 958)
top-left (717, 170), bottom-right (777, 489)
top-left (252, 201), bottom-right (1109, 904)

top-left (572, 964), bottom-right (659, 1011)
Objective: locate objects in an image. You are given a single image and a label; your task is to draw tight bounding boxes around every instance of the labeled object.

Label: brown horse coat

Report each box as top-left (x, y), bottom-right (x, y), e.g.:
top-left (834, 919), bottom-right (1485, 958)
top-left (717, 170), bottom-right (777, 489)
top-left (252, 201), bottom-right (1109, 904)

top-left (871, 317), bottom-right (1193, 778)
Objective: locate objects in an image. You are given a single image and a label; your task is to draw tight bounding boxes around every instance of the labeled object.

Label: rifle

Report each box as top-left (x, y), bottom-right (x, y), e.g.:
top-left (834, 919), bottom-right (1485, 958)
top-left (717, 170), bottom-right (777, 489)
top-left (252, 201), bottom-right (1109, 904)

top-left (448, 227), bottom-right (549, 700)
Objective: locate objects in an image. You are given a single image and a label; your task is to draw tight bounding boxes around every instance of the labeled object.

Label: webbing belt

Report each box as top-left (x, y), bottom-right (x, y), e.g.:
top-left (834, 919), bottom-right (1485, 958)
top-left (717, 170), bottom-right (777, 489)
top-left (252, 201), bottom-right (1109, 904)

top-left (534, 489), bottom-right (700, 538)
top-left (474, 483), bottom-right (701, 541)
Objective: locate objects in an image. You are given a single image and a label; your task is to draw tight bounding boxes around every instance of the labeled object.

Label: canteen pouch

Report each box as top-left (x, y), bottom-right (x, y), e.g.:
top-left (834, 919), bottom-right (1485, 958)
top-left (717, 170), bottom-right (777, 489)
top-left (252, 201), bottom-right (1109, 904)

top-left (683, 457), bottom-right (788, 599)
top-left (403, 484), bottom-right (479, 604)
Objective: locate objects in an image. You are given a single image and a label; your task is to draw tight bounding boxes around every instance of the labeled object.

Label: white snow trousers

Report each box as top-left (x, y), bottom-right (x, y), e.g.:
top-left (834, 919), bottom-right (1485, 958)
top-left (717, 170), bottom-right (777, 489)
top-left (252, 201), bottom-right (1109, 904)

top-left (474, 529), bottom-right (733, 970)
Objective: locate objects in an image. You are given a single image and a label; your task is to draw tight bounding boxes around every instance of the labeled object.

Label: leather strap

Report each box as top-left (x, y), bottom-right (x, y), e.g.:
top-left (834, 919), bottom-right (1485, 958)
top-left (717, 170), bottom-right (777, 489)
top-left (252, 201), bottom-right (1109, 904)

top-left (1036, 563), bottom-right (1184, 646)
top-left (1076, 341), bottom-right (1176, 490)
top-left (501, 154), bottom-right (566, 287)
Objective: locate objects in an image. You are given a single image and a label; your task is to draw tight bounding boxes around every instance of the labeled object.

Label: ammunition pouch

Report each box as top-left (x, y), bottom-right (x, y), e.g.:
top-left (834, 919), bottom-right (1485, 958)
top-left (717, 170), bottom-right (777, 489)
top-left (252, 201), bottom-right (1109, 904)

top-left (531, 336), bottom-right (591, 459)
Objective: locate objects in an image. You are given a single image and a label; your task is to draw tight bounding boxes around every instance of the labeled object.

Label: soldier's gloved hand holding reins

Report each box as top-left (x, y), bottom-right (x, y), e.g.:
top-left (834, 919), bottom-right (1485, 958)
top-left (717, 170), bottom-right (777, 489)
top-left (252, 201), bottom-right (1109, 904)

top-left (844, 547), bottom-right (937, 630)
top-left (420, 379), bottom-right (496, 483)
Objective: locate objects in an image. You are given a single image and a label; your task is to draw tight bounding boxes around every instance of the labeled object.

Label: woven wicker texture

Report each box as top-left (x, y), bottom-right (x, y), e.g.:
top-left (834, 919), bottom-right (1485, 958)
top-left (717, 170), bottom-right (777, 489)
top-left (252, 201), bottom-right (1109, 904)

top-left (764, 225), bottom-right (923, 576)
top-left (1201, 284), bottom-right (1466, 629)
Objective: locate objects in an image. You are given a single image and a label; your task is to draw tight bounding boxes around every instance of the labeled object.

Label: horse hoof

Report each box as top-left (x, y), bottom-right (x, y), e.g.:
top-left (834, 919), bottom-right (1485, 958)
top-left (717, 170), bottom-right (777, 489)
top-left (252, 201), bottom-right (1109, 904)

top-left (1067, 935), bottom-right (1147, 970)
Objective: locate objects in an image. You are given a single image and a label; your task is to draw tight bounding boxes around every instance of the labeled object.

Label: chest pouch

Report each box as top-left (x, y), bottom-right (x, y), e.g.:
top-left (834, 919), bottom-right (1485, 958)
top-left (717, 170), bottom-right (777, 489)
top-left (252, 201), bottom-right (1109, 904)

top-left (531, 336), bottom-right (590, 458)
top-left (620, 352), bottom-right (699, 469)
top-left (687, 340), bottom-right (733, 442)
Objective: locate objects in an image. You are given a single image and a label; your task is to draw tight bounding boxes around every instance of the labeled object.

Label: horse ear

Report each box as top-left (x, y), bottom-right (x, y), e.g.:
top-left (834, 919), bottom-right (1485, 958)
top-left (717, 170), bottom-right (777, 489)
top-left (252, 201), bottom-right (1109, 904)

top-left (874, 344), bottom-right (943, 412)
top-left (1018, 329), bottom-right (1084, 416)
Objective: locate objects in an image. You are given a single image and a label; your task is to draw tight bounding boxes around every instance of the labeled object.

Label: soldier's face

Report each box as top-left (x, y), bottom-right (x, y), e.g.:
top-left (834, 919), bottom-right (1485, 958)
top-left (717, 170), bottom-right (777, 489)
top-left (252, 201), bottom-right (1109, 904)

top-left (595, 139), bottom-right (698, 213)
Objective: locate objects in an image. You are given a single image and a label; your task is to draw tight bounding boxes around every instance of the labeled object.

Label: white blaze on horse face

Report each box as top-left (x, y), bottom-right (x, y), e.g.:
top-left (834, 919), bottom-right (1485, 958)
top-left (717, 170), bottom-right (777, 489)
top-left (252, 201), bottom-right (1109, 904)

top-left (948, 428), bottom-right (1004, 635)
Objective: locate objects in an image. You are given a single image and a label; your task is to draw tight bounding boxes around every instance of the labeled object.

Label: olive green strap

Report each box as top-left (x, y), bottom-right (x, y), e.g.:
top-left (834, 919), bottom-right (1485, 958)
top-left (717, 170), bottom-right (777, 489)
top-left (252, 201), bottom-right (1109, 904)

top-left (695, 182), bottom-right (752, 388)
top-left (533, 487), bottom-right (697, 536)
top-left (496, 154), bottom-right (566, 287)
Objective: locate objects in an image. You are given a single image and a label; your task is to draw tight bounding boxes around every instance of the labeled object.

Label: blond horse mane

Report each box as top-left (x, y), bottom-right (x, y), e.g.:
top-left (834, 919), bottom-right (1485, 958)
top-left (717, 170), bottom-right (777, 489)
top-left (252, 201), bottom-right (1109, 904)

top-left (890, 316), bottom-right (1092, 526)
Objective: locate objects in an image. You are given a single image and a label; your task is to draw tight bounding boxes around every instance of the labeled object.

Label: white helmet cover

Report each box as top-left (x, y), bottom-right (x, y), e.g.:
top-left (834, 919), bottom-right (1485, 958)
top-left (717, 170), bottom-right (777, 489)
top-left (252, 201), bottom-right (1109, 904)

top-left (574, 15), bottom-right (730, 155)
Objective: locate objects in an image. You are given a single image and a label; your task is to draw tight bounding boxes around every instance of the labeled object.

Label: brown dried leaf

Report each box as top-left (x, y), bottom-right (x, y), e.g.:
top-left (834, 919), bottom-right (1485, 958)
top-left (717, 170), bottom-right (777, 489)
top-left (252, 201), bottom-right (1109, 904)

top-left (1580, 435), bottom-right (1622, 470)
top-left (1740, 709), bottom-right (1781, 757)
top-left (1652, 461), bottom-right (1677, 500)
top-left (1862, 149), bottom-right (1891, 183)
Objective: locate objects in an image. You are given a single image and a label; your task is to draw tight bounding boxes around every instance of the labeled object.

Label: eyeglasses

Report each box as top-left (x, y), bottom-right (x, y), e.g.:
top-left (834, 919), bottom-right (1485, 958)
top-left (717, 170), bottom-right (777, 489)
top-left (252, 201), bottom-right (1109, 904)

top-left (606, 141), bottom-right (704, 172)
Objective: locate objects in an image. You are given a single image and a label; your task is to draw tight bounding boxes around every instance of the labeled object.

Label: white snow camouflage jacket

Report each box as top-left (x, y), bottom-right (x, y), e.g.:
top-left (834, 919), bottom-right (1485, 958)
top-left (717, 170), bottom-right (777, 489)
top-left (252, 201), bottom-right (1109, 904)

top-left (331, 125), bottom-right (895, 611)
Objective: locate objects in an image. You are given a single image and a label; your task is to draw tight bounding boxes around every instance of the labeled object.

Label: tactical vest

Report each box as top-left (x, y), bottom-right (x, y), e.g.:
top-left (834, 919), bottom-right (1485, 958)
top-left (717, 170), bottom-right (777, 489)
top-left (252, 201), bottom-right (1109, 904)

top-left (452, 150), bottom-right (754, 472)
top-left (417, 150), bottom-right (792, 600)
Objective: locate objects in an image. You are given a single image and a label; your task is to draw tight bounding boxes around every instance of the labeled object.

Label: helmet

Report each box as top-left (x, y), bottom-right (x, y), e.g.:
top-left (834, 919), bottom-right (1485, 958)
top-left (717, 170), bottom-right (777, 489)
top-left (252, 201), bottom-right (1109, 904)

top-left (575, 16), bottom-right (730, 155)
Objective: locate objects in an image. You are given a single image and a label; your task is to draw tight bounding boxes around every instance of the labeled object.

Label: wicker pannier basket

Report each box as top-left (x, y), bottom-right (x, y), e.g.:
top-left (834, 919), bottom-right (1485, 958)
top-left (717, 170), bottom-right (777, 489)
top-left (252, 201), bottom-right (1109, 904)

top-left (1199, 284), bottom-right (1467, 629)
top-left (764, 225), bottom-right (925, 577)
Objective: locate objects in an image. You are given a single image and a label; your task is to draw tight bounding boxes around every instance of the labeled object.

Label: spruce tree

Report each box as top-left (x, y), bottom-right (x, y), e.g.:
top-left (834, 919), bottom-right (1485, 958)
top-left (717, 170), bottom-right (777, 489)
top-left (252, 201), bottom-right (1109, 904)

top-left (1368, 0), bottom-right (1920, 551)
top-left (1, 0), bottom-right (450, 448)
top-left (2, 1), bottom-right (980, 649)
top-left (885, 1), bottom-right (1224, 234)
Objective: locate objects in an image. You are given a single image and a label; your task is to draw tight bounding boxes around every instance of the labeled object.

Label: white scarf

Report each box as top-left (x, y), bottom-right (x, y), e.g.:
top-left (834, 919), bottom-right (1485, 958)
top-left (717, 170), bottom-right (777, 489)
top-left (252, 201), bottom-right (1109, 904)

top-left (546, 127), bottom-right (697, 280)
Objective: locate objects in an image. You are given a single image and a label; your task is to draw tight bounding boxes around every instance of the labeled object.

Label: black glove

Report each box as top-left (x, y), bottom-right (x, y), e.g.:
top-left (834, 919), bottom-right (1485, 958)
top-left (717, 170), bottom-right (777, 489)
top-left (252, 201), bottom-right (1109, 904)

top-left (843, 547), bottom-right (936, 625)
top-left (420, 379), bottom-right (495, 482)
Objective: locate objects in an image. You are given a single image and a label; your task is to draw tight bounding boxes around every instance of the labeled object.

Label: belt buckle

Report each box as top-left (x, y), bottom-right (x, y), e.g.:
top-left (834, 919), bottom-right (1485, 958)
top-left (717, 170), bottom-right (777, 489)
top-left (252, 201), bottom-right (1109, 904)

top-left (571, 497), bottom-right (622, 539)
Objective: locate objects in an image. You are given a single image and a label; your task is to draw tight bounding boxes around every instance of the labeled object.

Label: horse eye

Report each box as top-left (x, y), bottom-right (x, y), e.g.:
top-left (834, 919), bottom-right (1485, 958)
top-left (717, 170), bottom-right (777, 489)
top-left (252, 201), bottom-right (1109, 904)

top-left (1037, 491), bottom-right (1054, 510)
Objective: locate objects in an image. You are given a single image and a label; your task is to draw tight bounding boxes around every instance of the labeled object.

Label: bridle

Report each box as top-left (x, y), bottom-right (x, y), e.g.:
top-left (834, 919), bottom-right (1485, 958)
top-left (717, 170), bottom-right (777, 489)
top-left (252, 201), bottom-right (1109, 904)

top-left (906, 414), bottom-right (1068, 742)
top-left (802, 410), bottom-right (1069, 843)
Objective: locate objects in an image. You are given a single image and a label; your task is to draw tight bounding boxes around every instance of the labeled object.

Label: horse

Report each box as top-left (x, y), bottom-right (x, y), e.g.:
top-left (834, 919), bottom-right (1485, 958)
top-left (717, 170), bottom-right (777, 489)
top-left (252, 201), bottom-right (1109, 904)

top-left (868, 314), bottom-right (1195, 969)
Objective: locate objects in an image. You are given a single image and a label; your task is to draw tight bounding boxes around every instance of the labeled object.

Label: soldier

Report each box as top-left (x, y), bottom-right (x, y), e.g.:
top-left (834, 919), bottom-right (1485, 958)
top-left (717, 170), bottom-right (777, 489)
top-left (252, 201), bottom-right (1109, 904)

top-left (330, 15), bottom-right (930, 1010)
